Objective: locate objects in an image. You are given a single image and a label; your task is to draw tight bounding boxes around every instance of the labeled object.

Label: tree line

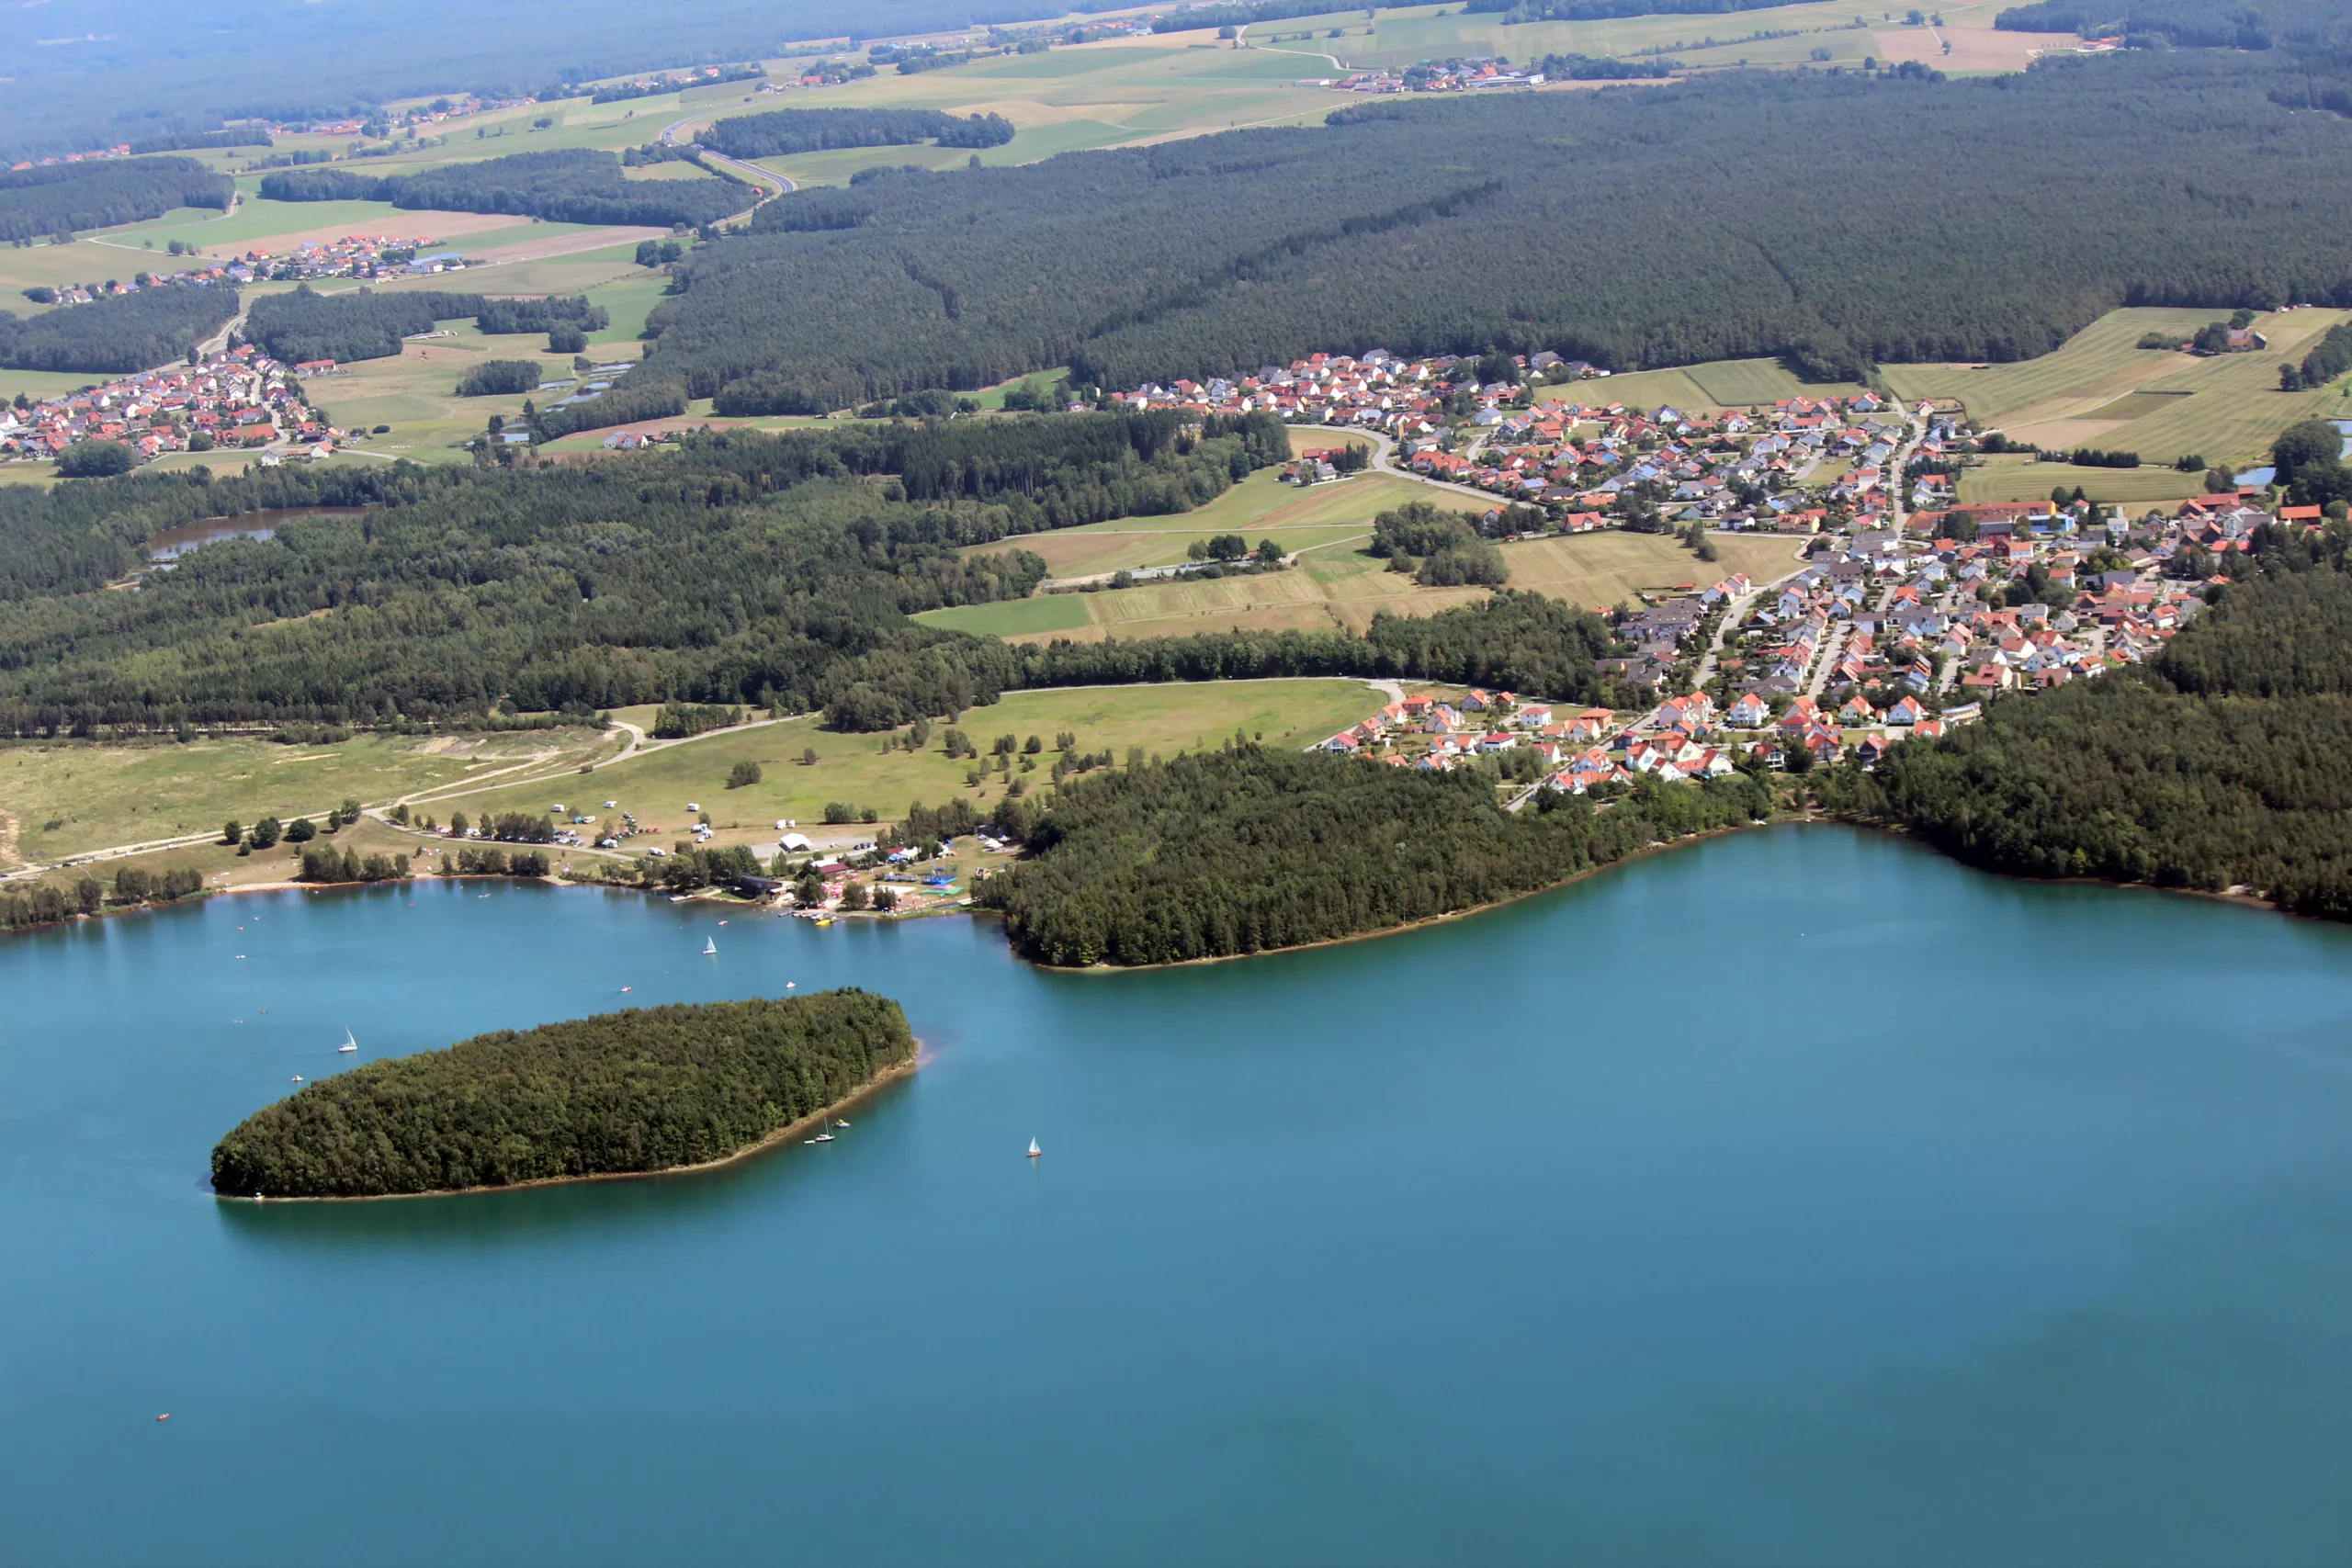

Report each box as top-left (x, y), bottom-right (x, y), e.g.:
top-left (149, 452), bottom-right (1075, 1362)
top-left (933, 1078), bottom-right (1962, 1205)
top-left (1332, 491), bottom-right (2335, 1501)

top-left (701, 107), bottom-right (1015, 159)
top-left (0, 156), bottom-right (232, 243)
top-left (245, 287), bottom-right (602, 365)
top-left (972, 739), bottom-right (1771, 965)
top-left (257, 149), bottom-right (741, 230)
top-left (208, 989), bottom-right (916, 1197)
top-left (1994, 0), bottom-right (2350, 50)
top-left (0, 284), bottom-right (238, 374)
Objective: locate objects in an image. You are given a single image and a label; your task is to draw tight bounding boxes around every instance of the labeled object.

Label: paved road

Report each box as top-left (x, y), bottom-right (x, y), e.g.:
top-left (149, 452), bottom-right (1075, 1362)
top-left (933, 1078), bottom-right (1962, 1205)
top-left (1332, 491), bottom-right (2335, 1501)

top-left (658, 111), bottom-right (797, 221)
top-left (1292, 424), bottom-right (1515, 508)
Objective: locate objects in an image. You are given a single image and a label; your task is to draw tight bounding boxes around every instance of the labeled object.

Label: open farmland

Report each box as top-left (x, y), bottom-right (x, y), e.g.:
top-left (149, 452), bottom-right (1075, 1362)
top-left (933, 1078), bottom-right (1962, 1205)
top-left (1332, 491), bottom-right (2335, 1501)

top-left (455, 680), bottom-right (1385, 850)
top-left (952, 468), bottom-right (1430, 582)
top-left (1538, 357), bottom-right (1868, 412)
top-left (299, 327), bottom-right (590, 465)
top-left (1312, 0), bottom-right (2062, 75)
top-left (1955, 457), bottom-right (2214, 506)
top-left (662, 35), bottom-right (1343, 188)
top-left (1885, 306), bottom-right (2352, 466)
top-left (968, 525), bottom-right (1803, 644)
top-left (0, 729), bottom-right (614, 866)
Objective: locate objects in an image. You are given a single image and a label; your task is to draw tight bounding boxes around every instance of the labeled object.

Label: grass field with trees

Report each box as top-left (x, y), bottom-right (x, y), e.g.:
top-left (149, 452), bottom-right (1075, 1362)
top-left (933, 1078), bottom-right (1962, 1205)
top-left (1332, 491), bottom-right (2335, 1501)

top-left (455, 679), bottom-right (1384, 847)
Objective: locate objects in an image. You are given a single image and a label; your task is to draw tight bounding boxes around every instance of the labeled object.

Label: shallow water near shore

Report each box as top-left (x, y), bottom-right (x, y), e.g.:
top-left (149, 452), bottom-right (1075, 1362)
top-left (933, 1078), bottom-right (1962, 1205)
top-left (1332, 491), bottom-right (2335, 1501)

top-left (6, 825), bottom-right (2352, 1565)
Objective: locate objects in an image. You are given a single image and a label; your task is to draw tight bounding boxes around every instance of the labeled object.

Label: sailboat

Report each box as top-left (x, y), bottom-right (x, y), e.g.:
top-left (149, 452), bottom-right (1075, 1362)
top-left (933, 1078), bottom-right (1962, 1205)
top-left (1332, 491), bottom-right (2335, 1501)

top-left (337, 1029), bottom-right (358, 1054)
top-left (804, 1129), bottom-right (835, 1145)
top-left (703, 936), bottom-right (718, 955)
top-left (1027, 1137), bottom-right (1042, 1159)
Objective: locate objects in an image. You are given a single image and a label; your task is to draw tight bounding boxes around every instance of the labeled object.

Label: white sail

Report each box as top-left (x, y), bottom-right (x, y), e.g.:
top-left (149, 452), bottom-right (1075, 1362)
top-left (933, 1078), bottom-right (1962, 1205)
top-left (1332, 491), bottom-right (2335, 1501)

top-left (1027, 1137), bottom-right (1042, 1158)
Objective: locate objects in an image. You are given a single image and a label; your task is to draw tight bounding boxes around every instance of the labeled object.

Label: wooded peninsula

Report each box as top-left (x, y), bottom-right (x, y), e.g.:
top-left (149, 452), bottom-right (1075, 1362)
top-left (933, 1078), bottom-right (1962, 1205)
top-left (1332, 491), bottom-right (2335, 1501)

top-left (210, 990), bottom-right (915, 1198)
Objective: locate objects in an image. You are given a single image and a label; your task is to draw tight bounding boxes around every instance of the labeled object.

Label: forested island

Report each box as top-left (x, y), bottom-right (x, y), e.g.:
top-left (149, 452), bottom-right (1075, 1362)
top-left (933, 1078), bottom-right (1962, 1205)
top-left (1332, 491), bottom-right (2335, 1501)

top-left (973, 742), bottom-right (1771, 965)
top-left (210, 989), bottom-right (916, 1198)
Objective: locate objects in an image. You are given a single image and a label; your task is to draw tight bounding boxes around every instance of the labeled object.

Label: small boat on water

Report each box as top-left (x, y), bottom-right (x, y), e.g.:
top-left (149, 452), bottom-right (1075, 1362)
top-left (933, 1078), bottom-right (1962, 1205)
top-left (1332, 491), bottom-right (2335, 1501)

top-left (805, 1131), bottom-right (835, 1145)
top-left (290, 1076), bottom-right (303, 1084)
top-left (703, 937), bottom-right (718, 955)
top-left (337, 1029), bottom-right (358, 1054)
top-left (1027, 1137), bottom-right (1042, 1159)
top-left (814, 917), bottom-right (833, 927)
top-left (786, 981), bottom-right (797, 990)
top-left (834, 1119), bottom-right (850, 1129)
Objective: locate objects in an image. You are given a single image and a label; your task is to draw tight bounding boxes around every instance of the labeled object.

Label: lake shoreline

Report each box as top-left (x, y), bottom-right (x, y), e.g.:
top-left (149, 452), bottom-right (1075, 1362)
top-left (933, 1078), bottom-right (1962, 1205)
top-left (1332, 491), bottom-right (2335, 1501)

top-left (216, 1049), bottom-right (922, 1203)
top-left (1016, 813), bottom-right (2303, 976)
top-left (1026, 817), bottom-right (1780, 976)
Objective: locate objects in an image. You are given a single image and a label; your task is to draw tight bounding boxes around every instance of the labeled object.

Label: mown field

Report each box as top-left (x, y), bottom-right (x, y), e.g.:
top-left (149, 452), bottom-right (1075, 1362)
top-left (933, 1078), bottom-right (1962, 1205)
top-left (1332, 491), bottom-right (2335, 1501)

top-left (664, 37), bottom-right (1345, 188)
top-left (457, 680), bottom-right (1386, 848)
top-left (1955, 457), bottom-right (2213, 506)
top-left (1883, 306), bottom-right (2352, 467)
top-left (952, 468), bottom-right (1430, 583)
top-left (1250, 0), bottom-right (2059, 75)
top-left (967, 525), bottom-right (1800, 644)
top-left (1538, 356), bottom-right (1869, 412)
top-left (0, 729), bottom-right (616, 866)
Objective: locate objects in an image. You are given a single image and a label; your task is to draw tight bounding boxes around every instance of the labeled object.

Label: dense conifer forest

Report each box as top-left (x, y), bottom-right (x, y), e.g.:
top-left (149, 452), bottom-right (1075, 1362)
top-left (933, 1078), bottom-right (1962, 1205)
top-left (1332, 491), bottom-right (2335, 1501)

top-left (1826, 531), bottom-right (2352, 917)
top-left (209, 989), bottom-right (915, 1197)
top-left (972, 742), bottom-right (1771, 965)
top-left (258, 149), bottom-right (742, 230)
top-left (243, 288), bottom-right (489, 364)
top-left (586, 55), bottom-right (2352, 423)
top-left (701, 107), bottom-right (1015, 158)
top-left (1995, 0), bottom-right (2351, 48)
top-left (0, 285), bottom-right (237, 373)
top-left (0, 156), bottom-right (232, 243)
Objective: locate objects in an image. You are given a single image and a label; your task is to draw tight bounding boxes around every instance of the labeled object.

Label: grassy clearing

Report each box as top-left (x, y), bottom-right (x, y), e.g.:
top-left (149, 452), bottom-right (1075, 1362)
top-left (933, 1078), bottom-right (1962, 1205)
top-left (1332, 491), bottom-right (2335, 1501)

top-left (458, 681), bottom-right (1385, 847)
top-left (0, 730), bottom-right (615, 864)
top-left (1012, 525), bottom-right (1799, 642)
top-left (912, 595), bottom-right (1094, 637)
top-left (1495, 531), bottom-right (1801, 611)
top-left (1537, 361), bottom-right (1868, 412)
top-left (0, 238), bottom-right (148, 312)
top-left (1337, 0), bottom-right (2043, 73)
top-left (1956, 457), bottom-right (2213, 506)
top-left (0, 366), bottom-right (109, 406)
top-left (301, 329), bottom-right (581, 463)
top-left (9, 811), bottom-right (443, 905)
top-left (1684, 357), bottom-right (1842, 406)
top-left (1885, 306), bottom-right (2352, 467)
top-left (965, 469), bottom-right (1426, 580)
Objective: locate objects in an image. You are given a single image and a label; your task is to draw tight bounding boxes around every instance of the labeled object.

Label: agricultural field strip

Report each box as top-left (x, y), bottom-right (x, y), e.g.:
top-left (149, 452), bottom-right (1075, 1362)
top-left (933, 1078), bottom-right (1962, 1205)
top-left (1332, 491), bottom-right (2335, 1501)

top-left (453, 681), bottom-right (1388, 843)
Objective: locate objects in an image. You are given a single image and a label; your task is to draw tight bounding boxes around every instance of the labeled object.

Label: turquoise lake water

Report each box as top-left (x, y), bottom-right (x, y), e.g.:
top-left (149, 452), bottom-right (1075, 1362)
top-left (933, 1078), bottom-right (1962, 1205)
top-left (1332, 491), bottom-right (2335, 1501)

top-left (6, 826), bottom-right (2352, 1565)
